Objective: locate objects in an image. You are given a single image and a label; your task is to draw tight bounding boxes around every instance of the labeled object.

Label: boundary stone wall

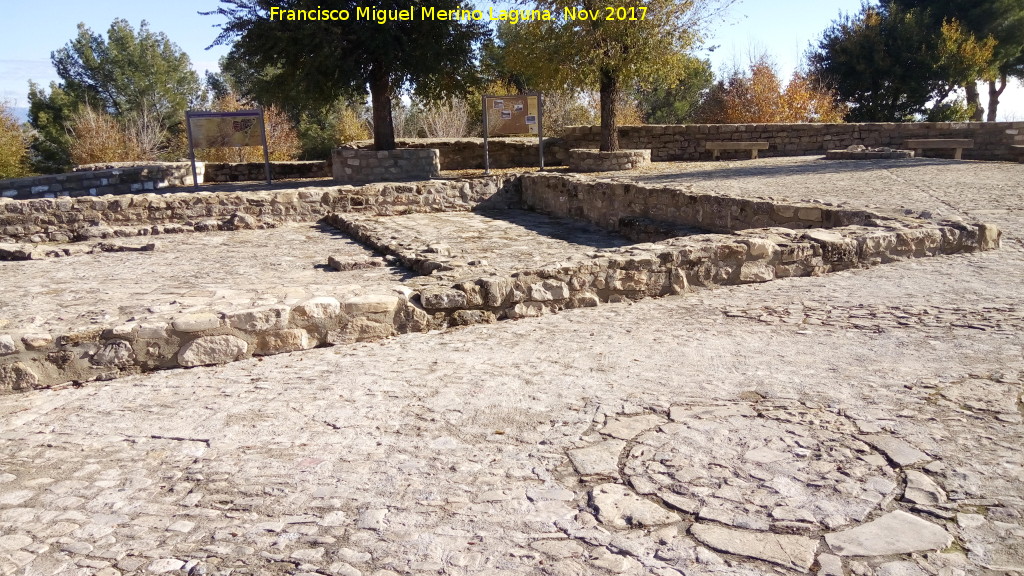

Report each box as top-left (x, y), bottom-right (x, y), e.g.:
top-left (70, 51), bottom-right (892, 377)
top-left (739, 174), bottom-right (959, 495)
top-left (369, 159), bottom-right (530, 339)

top-left (560, 122), bottom-right (1024, 162)
top-left (332, 148), bottom-right (440, 184)
top-left (344, 138), bottom-right (571, 170)
top-left (1, 163), bottom-right (202, 200)
top-left (204, 161), bottom-right (329, 182)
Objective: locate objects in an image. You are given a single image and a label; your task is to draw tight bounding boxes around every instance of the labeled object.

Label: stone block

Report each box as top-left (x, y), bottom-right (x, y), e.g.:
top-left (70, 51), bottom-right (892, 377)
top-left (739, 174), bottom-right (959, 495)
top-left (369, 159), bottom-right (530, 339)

top-left (0, 362), bottom-right (39, 392)
top-left (177, 335), bottom-right (249, 367)
top-left (226, 306), bottom-right (290, 332)
top-left (293, 297), bottom-right (342, 320)
top-left (256, 329), bottom-right (315, 355)
top-left (0, 335), bottom-right (17, 356)
top-left (172, 313), bottom-right (223, 333)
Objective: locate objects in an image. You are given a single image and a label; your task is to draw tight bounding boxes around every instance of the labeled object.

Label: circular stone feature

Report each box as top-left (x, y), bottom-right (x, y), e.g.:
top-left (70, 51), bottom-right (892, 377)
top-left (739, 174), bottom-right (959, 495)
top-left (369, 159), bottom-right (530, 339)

top-left (825, 146), bottom-right (914, 160)
top-left (624, 400), bottom-right (898, 531)
top-left (568, 148), bottom-right (651, 172)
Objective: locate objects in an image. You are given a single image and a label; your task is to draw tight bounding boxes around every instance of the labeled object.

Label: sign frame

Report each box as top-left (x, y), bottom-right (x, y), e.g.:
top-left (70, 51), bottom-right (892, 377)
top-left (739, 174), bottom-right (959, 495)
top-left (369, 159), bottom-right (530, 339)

top-left (185, 109), bottom-right (272, 188)
top-left (481, 93), bottom-right (544, 174)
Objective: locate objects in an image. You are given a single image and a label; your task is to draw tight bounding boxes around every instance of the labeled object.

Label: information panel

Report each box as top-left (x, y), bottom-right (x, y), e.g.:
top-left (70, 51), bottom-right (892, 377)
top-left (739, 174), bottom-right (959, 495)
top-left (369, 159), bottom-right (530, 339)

top-left (188, 110), bottom-right (265, 148)
top-left (185, 109), bottom-right (271, 186)
top-left (485, 95), bottom-right (540, 136)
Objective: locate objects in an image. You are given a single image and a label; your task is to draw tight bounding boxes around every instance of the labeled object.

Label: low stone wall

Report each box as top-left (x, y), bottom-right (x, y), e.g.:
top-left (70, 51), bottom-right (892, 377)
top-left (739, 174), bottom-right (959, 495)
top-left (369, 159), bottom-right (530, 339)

top-left (0, 176), bottom-right (522, 244)
top-left (519, 172), bottom-right (884, 233)
top-left (1, 163), bottom-right (202, 200)
top-left (326, 187), bottom-right (999, 326)
top-left (560, 122), bottom-right (1024, 162)
top-left (204, 161), bottom-right (329, 182)
top-left (0, 171), bottom-right (1003, 393)
top-left (568, 149), bottom-right (651, 172)
top-left (332, 148), bottom-right (440, 184)
top-left (345, 138), bottom-right (571, 169)
top-left (0, 292), bottom-right (438, 393)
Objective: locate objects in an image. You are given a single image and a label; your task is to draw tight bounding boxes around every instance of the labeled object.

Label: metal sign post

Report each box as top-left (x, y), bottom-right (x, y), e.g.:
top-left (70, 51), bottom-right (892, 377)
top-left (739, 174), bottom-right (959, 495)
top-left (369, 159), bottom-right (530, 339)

top-left (185, 109), bottom-right (272, 188)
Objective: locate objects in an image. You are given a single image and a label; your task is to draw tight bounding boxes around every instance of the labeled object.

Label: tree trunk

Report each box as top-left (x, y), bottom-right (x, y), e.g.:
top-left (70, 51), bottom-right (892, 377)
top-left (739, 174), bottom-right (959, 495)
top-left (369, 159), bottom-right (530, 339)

top-left (369, 65), bottom-right (396, 151)
top-left (964, 82), bottom-right (984, 121)
top-left (987, 75), bottom-right (1008, 123)
top-left (599, 67), bottom-right (619, 152)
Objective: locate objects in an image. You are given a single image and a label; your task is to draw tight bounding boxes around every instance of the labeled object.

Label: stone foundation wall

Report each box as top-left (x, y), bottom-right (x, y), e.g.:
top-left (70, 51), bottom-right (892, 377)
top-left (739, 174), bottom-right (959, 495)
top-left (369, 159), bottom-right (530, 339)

top-left (327, 202), bottom-right (999, 327)
top-left (0, 171), bottom-right (1002, 393)
top-left (1, 163), bottom-right (202, 200)
top-left (203, 161), bottom-right (329, 182)
top-left (519, 172), bottom-right (883, 233)
top-left (560, 122), bottom-right (1024, 162)
top-left (0, 176), bottom-right (522, 244)
top-left (0, 292), bottom-right (439, 394)
top-left (332, 148), bottom-right (440, 184)
top-left (568, 149), bottom-right (651, 172)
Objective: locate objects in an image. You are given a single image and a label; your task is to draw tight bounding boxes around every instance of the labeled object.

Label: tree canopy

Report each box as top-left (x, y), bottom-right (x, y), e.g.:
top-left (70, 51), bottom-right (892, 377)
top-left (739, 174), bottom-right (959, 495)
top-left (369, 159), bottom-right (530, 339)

top-left (888, 0), bottom-right (1024, 120)
top-left (28, 19), bottom-right (204, 171)
top-left (808, 3), bottom-right (995, 122)
top-left (207, 0), bottom-right (490, 150)
top-left (697, 56), bottom-right (846, 124)
top-left (492, 0), bottom-right (733, 151)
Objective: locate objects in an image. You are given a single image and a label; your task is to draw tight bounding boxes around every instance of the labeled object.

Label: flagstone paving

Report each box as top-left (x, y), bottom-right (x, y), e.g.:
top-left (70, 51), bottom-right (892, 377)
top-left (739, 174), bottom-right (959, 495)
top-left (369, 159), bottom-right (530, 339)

top-left (0, 157), bottom-right (1022, 576)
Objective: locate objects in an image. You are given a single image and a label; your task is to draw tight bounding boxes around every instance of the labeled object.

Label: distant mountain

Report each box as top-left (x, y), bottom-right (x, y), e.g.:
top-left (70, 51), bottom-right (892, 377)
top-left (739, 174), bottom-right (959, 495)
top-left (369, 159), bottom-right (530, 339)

top-left (11, 107), bottom-right (29, 123)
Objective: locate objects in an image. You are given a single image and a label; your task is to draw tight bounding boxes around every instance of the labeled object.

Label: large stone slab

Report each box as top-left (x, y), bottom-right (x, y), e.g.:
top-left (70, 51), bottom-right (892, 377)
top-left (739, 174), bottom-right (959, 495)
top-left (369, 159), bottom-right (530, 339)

top-left (567, 440), bottom-right (625, 477)
top-left (824, 511), bottom-right (952, 556)
top-left (690, 523), bottom-right (818, 572)
top-left (860, 435), bottom-right (931, 467)
top-left (590, 483), bottom-right (680, 529)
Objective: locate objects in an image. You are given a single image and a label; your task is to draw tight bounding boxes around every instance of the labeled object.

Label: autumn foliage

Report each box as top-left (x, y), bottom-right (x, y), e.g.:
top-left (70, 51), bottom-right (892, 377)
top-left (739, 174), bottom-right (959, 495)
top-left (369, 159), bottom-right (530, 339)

top-left (0, 103), bottom-right (29, 179)
top-left (698, 57), bottom-right (846, 124)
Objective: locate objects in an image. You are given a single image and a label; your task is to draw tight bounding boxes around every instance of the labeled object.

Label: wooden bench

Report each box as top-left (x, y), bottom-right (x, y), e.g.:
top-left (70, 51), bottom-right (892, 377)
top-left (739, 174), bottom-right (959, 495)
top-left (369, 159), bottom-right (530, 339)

top-left (905, 139), bottom-right (974, 160)
top-left (705, 141), bottom-right (769, 160)
top-left (1013, 145), bottom-right (1024, 163)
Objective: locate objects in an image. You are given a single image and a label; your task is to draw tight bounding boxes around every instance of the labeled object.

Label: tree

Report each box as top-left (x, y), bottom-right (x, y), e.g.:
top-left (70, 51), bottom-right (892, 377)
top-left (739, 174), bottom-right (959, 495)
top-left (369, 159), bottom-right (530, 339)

top-left (634, 58), bottom-right (714, 124)
top-left (207, 0), bottom-right (489, 151)
top-left (697, 56), bottom-right (846, 124)
top-left (28, 19), bottom-right (204, 171)
top-left (494, 0), bottom-right (734, 151)
top-left (808, 4), bottom-right (995, 122)
top-left (889, 0), bottom-right (1024, 121)
top-left (0, 102), bottom-right (29, 179)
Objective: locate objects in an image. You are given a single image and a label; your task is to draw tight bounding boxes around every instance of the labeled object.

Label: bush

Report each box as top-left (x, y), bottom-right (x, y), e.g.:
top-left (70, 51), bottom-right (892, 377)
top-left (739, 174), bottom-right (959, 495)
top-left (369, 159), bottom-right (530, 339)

top-left (0, 103), bottom-right (30, 179)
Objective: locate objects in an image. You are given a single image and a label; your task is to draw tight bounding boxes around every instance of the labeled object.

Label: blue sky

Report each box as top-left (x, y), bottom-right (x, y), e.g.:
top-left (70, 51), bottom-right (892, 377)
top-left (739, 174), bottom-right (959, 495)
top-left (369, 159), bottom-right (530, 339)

top-left (1, 0), bottom-right (1021, 120)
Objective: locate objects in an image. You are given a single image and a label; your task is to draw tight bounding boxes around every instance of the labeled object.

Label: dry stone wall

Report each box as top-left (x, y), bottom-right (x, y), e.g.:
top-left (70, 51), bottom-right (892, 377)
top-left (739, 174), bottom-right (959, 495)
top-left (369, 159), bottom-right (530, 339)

top-left (568, 149), bottom-right (651, 172)
top-left (344, 137), bottom-right (570, 169)
top-left (203, 161), bottom-right (329, 182)
top-left (1, 163), bottom-right (201, 200)
top-left (332, 148), bottom-right (440, 184)
top-left (0, 171), bottom-right (1002, 393)
top-left (0, 176), bottom-right (521, 244)
top-left (560, 122), bottom-right (1024, 162)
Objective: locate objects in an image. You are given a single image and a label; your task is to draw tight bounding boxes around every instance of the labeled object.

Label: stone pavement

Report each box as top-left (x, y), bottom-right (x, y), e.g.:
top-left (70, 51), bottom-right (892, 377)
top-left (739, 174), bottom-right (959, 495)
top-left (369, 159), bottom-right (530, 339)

top-left (1, 157), bottom-right (1023, 576)
top-left (0, 224), bottom-right (408, 335)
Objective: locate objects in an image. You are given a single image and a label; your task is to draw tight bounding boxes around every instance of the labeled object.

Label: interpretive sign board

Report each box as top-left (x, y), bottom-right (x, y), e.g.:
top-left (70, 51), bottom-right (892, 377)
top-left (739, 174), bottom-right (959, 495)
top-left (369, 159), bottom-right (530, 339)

top-left (482, 93), bottom-right (544, 173)
top-left (185, 109), bottom-right (271, 187)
